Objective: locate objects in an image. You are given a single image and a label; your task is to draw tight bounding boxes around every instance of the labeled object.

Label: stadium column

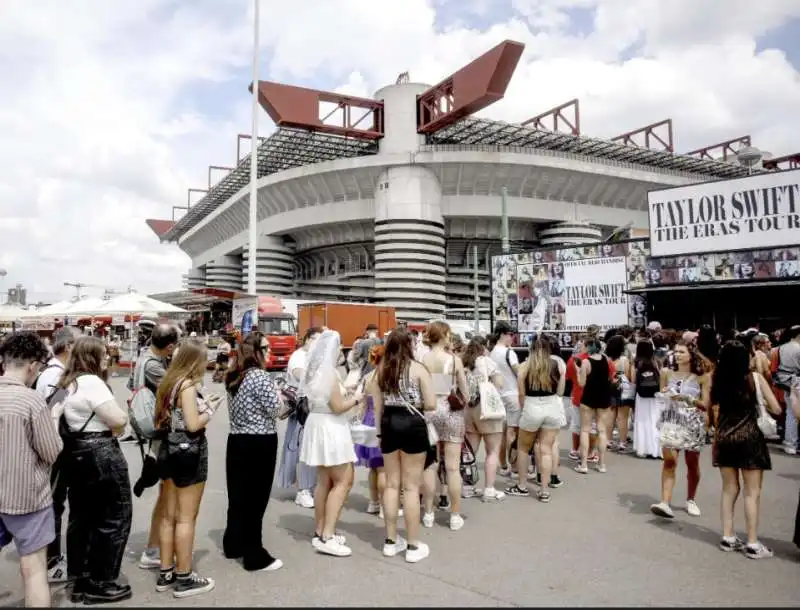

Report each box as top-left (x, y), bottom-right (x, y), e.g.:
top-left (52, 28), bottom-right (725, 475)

top-left (206, 255), bottom-right (242, 292)
top-left (373, 166), bottom-right (446, 322)
top-left (241, 235), bottom-right (294, 296)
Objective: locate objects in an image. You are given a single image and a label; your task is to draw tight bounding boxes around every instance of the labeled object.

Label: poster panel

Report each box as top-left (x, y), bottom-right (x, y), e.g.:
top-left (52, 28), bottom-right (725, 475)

top-left (647, 168), bottom-right (800, 257)
top-left (563, 257), bottom-right (628, 331)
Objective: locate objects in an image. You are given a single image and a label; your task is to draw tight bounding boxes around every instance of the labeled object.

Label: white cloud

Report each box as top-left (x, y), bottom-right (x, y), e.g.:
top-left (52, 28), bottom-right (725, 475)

top-left (0, 0), bottom-right (798, 303)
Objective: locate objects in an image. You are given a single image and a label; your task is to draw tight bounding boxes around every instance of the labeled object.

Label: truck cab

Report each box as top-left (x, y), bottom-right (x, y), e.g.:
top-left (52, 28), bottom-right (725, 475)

top-left (256, 299), bottom-right (297, 371)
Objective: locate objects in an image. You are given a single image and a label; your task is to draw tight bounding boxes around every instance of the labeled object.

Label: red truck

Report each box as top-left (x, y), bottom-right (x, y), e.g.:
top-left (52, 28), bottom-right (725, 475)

top-left (297, 302), bottom-right (396, 351)
top-left (232, 296), bottom-right (298, 372)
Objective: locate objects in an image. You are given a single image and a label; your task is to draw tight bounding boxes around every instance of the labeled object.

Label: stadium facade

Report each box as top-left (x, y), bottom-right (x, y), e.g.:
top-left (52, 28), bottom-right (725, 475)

top-left (146, 40), bottom-right (781, 322)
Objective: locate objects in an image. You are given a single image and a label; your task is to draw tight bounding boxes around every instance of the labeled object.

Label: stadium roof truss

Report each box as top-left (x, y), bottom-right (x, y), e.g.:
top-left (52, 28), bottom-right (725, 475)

top-left (428, 117), bottom-right (758, 181)
top-left (161, 128), bottom-right (378, 242)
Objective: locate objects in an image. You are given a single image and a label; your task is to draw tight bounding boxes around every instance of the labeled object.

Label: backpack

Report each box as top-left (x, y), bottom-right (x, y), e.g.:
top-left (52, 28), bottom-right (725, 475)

top-left (127, 357), bottom-right (159, 440)
top-left (34, 363), bottom-right (61, 396)
top-left (636, 363), bottom-right (660, 398)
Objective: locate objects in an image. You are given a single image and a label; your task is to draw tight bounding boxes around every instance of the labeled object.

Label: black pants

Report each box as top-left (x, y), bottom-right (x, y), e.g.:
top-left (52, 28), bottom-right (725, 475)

top-left (223, 433), bottom-right (278, 571)
top-left (66, 437), bottom-right (132, 584)
top-left (47, 454), bottom-right (68, 564)
top-left (794, 488), bottom-right (800, 549)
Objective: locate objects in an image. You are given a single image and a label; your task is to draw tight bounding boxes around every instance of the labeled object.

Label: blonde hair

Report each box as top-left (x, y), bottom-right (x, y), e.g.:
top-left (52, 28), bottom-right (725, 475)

top-left (525, 338), bottom-right (554, 392)
top-left (155, 339), bottom-right (207, 428)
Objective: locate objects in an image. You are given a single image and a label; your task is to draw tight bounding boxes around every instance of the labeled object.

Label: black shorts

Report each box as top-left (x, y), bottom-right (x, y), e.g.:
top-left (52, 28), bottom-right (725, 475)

top-left (158, 433), bottom-right (208, 488)
top-left (216, 353), bottom-right (229, 365)
top-left (380, 407), bottom-right (429, 456)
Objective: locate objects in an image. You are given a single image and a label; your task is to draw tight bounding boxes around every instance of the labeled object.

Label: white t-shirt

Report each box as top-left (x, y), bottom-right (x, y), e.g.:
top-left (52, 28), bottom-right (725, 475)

top-left (61, 375), bottom-right (117, 433)
top-left (287, 348), bottom-right (308, 381)
top-left (36, 357), bottom-right (65, 400)
top-left (490, 344), bottom-right (519, 398)
top-left (474, 354), bottom-right (499, 380)
top-left (414, 342), bottom-right (431, 362)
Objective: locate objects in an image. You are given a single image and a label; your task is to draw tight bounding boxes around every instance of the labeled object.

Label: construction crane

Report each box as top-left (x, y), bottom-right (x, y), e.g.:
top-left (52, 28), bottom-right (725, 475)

top-left (63, 282), bottom-right (133, 300)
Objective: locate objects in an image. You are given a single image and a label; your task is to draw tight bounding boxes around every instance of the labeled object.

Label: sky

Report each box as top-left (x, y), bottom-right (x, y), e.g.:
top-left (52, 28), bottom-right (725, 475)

top-left (1, 0), bottom-right (799, 304)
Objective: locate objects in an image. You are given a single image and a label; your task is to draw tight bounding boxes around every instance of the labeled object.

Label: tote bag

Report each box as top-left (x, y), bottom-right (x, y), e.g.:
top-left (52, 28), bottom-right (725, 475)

top-left (476, 358), bottom-right (505, 421)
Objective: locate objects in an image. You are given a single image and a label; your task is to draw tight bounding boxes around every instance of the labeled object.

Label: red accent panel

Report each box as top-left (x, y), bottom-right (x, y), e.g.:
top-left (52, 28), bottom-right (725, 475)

top-left (611, 119), bottom-right (674, 152)
top-left (522, 98), bottom-right (580, 135)
top-left (417, 40), bottom-right (525, 134)
top-left (146, 219), bottom-right (176, 238)
top-left (685, 136), bottom-right (751, 161)
top-left (762, 152), bottom-right (800, 170)
top-left (251, 81), bottom-right (384, 139)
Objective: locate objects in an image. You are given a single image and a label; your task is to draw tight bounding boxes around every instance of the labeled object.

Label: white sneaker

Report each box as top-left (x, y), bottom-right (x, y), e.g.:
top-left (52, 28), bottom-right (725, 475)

top-left (405, 542), bottom-right (430, 563)
top-left (295, 489), bottom-right (315, 509)
top-left (312, 533), bottom-right (346, 549)
top-left (366, 500), bottom-right (381, 515)
top-left (784, 445), bottom-right (797, 456)
top-left (382, 536), bottom-right (408, 557)
top-left (650, 502), bottom-right (675, 519)
top-left (47, 556), bottom-right (68, 583)
top-left (449, 513), bottom-right (465, 531)
top-left (461, 486), bottom-right (482, 499)
top-left (422, 511), bottom-right (435, 528)
top-left (686, 500), bottom-right (701, 517)
top-left (316, 537), bottom-right (352, 557)
top-left (481, 487), bottom-right (505, 502)
top-left (259, 558), bottom-right (284, 572)
top-left (138, 548), bottom-right (160, 570)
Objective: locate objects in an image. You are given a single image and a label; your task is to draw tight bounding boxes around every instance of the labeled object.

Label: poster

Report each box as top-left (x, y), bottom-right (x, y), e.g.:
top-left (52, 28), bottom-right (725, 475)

top-left (647, 168), bottom-right (800, 257)
top-left (231, 297), bottom-right (258, 332)
top-left (491, 241), bottom-right (643, 347)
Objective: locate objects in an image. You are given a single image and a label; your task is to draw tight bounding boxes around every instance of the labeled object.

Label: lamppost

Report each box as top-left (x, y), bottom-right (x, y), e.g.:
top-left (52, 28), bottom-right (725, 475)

top-left (247, 0), bottom-right (261, 295)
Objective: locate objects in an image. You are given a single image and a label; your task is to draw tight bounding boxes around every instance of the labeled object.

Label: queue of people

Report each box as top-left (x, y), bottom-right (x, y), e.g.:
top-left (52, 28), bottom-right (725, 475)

top-left (1, 318), bottom-right (799, 607)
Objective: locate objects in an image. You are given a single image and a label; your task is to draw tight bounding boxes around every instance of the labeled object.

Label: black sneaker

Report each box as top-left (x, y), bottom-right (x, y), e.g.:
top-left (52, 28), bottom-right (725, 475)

top-left (173, 572), bottom-right (215, 599)
top-left (504, 484), bottom-right (530, 497)
top-left (82, 580), bottom-right (133, 604)
top-left (437, 494), bottom-right (451, 510)
top-left (155, 569), bottom-right (177, 592)
top-left (719, 536), bottom-right (744, 552)
top-left (549, 474), bottom-right (564, 488)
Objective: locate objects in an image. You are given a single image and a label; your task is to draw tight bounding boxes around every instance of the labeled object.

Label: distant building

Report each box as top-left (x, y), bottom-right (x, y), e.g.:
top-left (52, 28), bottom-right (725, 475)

top-left (7, 284), bottom-right (26, 306)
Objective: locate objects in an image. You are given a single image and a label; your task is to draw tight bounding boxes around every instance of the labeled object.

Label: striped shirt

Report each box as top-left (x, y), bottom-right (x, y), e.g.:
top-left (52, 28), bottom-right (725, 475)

top-left (0, 376), bottom-right (63, 515)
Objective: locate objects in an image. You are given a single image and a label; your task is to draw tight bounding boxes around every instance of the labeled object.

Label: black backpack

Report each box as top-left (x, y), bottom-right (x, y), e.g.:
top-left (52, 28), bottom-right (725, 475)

top-left (636, 363), bottom-right (660, 398)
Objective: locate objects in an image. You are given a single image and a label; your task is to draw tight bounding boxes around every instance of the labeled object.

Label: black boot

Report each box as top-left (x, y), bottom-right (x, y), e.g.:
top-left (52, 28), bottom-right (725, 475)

top-left (70, 578), bottom-right (89, 604)
top-left (82, 580), bottom-right (133, 605)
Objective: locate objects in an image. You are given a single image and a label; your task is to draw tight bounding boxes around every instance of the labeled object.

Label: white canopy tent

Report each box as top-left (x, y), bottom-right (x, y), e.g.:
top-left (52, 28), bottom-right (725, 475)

top-left (0, 304), bottom-right (28, 323)
top-left (95, 293), bottom-right (188, 316)
top-left (61, 297), bottom-right (110, 317)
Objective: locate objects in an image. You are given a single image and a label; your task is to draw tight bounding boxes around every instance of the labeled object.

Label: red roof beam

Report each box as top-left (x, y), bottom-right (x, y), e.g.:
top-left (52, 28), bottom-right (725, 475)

top-left (145, 219), bottom-right (176, 240)
top-left (417, 40), bottom-right (525, 134)
top-left (250, 81), bottom-right (384, 140)
top-left (611, 119), bottom-right (674, 152)
top-left (762, 152), bottom-right (800, 171)
top-left (208, 165), bottom-right (234, 188)
top-left (521, 98), bottom-right (580, 136)
top-left (684, 136), bottom-right (751, 161)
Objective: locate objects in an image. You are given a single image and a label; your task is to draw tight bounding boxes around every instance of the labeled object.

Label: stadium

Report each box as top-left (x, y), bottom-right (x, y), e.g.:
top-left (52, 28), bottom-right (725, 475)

top-left (146, 39), bottom-right (797, 323)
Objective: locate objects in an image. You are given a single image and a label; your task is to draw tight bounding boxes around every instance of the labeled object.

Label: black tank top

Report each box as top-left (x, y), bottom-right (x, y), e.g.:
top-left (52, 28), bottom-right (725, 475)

top-left (524, 360), bottom-right (560, 397)
top-left (581, 356), bottom-right (611, 409)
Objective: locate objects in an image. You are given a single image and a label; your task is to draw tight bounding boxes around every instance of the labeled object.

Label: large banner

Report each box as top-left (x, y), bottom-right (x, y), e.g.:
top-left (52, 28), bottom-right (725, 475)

top-left (647, 168), bottom-right (800, 257)
top-left (492, 242), bottom-right (646, 347)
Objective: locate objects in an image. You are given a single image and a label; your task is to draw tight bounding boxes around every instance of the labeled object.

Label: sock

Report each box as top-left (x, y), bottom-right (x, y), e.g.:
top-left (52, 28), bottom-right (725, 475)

top-left (176, 570), bottom-right (192, 580)
top-left (384, 538), bottom-right (395, 545)
top-left (407, 544), bottom-right (418, 551)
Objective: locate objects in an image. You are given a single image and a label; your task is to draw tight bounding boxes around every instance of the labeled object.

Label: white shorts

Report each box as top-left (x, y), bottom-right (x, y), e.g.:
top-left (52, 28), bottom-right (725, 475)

top-left (519, 395), bottom-right (566, 433)
top-left (502, 394), bottom-right (521, 428)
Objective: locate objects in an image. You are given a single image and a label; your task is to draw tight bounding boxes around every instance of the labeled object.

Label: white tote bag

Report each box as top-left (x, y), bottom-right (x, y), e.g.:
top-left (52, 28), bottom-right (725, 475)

top-left (753, 373), bottom-right (778, 438)
top-left (477, 358), bottom-right (505, 421)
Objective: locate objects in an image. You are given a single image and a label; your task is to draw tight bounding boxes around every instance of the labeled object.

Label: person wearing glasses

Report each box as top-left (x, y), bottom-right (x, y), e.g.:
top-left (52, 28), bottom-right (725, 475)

top-left (0, 332), bottom-right (64, 607)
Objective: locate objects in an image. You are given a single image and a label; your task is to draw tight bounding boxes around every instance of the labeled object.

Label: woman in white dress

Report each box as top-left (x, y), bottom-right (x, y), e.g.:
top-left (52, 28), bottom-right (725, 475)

top-left (299, 330), bottom-right (362, 557)
top-left (633, 339), bottom-right (663, 459)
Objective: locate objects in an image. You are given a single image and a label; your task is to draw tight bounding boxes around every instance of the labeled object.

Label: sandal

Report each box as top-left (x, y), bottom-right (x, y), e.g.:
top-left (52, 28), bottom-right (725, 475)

top-left (537, 490), bottom-right (551, 503)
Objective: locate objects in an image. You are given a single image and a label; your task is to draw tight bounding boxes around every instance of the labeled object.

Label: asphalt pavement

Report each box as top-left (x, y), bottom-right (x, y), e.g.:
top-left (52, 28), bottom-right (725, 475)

top-left (1, 374), bottom-right (799, 607)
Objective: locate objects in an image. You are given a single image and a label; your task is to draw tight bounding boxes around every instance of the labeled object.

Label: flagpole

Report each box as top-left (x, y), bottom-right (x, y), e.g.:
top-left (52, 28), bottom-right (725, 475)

top-left (247, 0), bottom-right (260, 296)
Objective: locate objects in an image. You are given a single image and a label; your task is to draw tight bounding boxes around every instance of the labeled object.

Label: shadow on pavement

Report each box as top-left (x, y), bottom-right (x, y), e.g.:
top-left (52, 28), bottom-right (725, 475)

top-left (617, 492), bottom-right (660, 515)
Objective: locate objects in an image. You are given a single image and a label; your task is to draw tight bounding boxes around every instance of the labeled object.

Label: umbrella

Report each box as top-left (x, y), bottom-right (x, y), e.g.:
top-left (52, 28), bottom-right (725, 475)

top-left (95, 292), bottom-right (188, 315)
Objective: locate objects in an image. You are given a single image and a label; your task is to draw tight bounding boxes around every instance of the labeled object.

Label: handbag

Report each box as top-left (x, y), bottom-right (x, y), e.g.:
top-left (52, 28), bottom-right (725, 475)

top-left (460, 438), bottom-right (479, 486)
top-left (164, 378), bottom-right (203, 460)
top-left (447, 355), bottom-right (467, 412)
top-left (476, 359), bottom-right (505, 421)
top-left (753, 373), bottom-right (778, 438)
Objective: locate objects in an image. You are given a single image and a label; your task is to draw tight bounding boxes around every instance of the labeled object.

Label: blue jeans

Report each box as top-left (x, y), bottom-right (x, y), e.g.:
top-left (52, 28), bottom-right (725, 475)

top-left (785, 392), bottom-right (798, 450)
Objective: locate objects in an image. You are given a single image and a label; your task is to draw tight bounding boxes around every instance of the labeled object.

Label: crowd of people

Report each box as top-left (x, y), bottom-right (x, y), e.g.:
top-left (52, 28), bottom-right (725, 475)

top-left (0, 318), bottom-right (799, 606)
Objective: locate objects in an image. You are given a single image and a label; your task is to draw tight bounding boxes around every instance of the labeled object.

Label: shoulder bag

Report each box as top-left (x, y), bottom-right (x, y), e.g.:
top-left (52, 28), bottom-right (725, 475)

top-left (753, 373), bottom-right (778, 438)
top-left (447, 355), bottom-right (467, 412)
top-left (476, 358), bottom-right (505, 421)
